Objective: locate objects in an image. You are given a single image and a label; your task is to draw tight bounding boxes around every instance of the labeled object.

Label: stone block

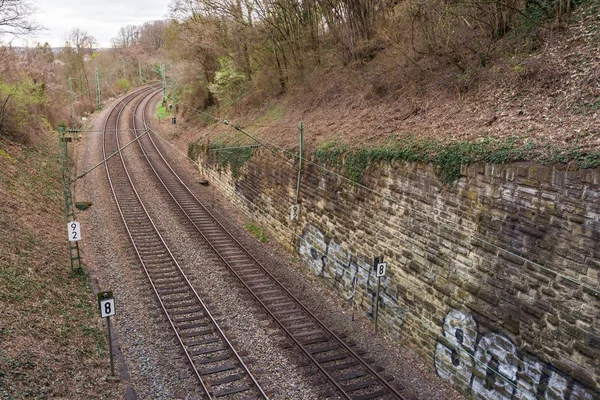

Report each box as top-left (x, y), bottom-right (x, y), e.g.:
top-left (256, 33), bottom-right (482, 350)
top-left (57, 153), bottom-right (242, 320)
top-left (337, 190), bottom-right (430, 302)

top-left (202, 157), bottom-right (600, 400)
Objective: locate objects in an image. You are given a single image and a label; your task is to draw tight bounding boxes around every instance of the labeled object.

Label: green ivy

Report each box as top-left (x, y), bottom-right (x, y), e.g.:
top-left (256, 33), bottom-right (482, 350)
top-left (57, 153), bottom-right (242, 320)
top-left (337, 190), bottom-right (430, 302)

top-left (208, 142), bottom-right (253, 178)
top-left (314, 136), bottom-right (600, 185)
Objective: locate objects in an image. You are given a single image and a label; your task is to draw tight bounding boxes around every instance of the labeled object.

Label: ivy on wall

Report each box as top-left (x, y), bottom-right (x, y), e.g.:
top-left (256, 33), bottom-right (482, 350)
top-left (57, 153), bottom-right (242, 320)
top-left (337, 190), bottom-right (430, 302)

top-left (314, 136), bottom-right (600, 185)
top-left (188, 138), bottom-right (255, 179)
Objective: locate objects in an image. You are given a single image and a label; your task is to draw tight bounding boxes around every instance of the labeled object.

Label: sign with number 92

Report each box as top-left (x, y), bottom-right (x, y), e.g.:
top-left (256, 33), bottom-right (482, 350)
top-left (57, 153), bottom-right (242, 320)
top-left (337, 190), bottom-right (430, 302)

top-left (100, 298), bottom-right (115, 318)
top-left (67, 221), bottom-right (81, 242)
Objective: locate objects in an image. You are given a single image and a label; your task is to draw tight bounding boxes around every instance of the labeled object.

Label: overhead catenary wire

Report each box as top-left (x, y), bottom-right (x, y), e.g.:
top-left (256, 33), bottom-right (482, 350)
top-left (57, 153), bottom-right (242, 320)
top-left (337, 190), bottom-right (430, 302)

top-left (140, 127), bottom-right (538, 398)
top-left (172, 101), bottom-right (600, 297)
top-left (80, 84), bottom-right (598, 400)
top-left (151, 128), bottom-right (589, 359)
top-left (125, 90), bottom-right (598, 399)
top-left (69, 66), bottom-right (121, 102)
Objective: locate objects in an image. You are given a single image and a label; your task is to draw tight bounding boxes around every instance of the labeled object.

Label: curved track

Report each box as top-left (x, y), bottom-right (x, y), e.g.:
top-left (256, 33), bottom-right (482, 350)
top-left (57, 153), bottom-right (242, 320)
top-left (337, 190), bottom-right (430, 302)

top-left (102, 86), bottom-right (268, 400)
top-left (116, 86), bottom-right (409, 400)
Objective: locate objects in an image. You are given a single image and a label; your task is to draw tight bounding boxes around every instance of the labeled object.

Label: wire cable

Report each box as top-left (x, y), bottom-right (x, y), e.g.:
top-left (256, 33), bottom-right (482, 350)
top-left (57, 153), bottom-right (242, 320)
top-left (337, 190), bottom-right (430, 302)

top-left (136, 127), bottom-right (536, 397)
top-left (170, 101), bottom-right (600, 296)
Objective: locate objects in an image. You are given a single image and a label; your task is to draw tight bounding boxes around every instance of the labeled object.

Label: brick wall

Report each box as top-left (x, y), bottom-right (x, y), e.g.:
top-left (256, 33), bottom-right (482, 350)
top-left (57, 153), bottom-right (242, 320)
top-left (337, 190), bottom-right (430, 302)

top-left (196, 147), bottom-right (600, 400)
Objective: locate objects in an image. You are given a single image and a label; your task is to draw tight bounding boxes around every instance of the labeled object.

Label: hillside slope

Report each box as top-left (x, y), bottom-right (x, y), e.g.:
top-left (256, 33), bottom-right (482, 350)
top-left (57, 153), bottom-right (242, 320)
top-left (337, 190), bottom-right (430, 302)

top-left (181, 1), bottom-right (600, 168)
top-left (0, 133), bottom-right (121, 399)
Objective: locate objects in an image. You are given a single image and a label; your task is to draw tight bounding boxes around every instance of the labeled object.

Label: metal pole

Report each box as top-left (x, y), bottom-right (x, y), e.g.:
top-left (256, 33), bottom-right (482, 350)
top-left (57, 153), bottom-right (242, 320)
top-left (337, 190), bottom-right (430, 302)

top-left (107, 316), bottom-right (115, 377)
top-left (170, 61), bottom-right (174, 98)
top-left (138, 60), bottom-right (143, 84)
top-left (375, 276), bottom-right (381, 333)
top-left (68, 77), bottom-right (75, 128)
top-left (58, 126), bottom-right (82, 271)
top-left (122, 59), bottom-right (127, 81)
top-left (351, 275), bottom-right (357, 321)
top-left (295, 121), bottom-right (303, 204)
top-left (95, 67), bottom-right (101, 110)
top-left (161, 64), bottom-right (166, 97)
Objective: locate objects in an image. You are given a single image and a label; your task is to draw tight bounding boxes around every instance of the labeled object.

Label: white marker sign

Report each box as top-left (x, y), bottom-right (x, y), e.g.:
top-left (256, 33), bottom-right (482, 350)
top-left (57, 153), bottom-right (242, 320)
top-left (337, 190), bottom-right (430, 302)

top-left (67, 221), bottom-right (81, 242)
top-left (100, 298), bottom-right (115, 318)
top-left (376, 262), bottom-right (387, 277)
top-left (290, 204), bottom-right (299, 221)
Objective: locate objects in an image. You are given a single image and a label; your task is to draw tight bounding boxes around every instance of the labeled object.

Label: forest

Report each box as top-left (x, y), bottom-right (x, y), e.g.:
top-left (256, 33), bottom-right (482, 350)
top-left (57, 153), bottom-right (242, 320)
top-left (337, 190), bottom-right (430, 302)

top-left (1, 0), bottom-right (596, 147)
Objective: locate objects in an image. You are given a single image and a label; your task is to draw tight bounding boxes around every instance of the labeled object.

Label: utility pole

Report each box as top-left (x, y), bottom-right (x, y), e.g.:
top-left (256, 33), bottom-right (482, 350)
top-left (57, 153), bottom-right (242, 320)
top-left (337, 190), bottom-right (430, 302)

top-left (95, 67), bottom-right (102, 110)
top-left (295, 121), bottom-right (303, 204)
top-left (58, 126), bottom-right (82, 272)
top-left (161, 63), bottom-right (166, 97)
top-left (68, 77), bottom-right (75, 128)
top-left (138, 60), bottom-right (143, 84)
top-left (170, 62), bottom-right (175, 99)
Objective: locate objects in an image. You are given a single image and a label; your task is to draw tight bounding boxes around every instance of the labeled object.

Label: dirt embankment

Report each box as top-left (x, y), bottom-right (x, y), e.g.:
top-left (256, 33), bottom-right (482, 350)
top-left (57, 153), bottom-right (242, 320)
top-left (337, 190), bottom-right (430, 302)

top-left (0, 132), bottom-right (123, 399)
top-left (177, 2), bottom-right (600, 163)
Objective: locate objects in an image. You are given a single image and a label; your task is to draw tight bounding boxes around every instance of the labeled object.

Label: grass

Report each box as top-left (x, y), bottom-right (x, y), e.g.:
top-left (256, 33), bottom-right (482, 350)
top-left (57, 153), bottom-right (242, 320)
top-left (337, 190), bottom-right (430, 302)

top-left (245, 223), bottom-right (269, 243)
top-left (156, 104), bottom-right (170, 120)
top-left (255, 104), bottom-right (287, 125)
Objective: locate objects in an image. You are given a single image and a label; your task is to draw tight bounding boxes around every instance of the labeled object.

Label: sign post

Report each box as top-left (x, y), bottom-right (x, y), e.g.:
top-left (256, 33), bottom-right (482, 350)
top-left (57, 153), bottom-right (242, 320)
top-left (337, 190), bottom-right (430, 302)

top-left (373, 256), bottom-right (386, 333)
top-left (98, 291), bottom-right (118, 381)
top-left (67, 221), bottom-right (81, 242)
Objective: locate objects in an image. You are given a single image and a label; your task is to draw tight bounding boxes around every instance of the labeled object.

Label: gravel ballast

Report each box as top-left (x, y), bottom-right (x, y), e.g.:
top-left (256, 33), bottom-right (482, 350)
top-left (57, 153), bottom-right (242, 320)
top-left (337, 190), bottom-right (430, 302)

top-left (74, 91), bottom-right (466, 400)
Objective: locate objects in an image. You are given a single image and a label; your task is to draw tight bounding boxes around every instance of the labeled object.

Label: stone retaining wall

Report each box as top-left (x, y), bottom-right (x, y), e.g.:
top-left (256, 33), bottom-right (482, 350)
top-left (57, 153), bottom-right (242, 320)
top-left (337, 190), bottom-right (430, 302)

top-left (196, 146), bottom-right (600, 399)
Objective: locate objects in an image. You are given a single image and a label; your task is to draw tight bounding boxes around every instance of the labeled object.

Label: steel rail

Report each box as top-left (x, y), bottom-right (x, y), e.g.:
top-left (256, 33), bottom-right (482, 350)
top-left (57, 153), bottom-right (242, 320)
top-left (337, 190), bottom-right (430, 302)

top-left (131, 89), bottom-right (268, 399)
top-left (133, 92), bottom-right (407, 400)
top-left (101, 86), bottom-right (268, 400)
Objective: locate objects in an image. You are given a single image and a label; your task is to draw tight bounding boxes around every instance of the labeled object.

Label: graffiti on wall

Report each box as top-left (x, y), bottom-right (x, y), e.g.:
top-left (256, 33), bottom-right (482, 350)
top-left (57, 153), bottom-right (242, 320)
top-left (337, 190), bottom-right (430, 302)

top-left (298, 224), bottom-right (598, 399)
top-left (435, 308), bottom-right (598, 400)
top-left (298, 224), bottom-right (405, 337)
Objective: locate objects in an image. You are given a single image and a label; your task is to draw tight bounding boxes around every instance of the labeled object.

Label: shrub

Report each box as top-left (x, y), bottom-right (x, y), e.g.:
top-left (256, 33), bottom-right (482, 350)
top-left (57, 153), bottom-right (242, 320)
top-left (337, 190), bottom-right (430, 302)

top-left (117, 78), bottom-right (130, 93)
top-left (0, 78), bottom-right (48, 143)
top-left (208, 58), bottom-right (247, 107)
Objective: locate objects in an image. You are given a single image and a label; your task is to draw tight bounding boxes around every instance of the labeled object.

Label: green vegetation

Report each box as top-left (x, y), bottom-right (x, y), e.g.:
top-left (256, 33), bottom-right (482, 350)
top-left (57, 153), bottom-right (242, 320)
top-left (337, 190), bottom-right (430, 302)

top-left (208, 58), bottom-right (247, 107)
top-left (157, 104), bottom-right (170, 120)
top-left (315, 136), bottom-right (600, 184)
top-left (255, 104), bottom-right (287, 125)
top-left (0, 78), bottom-right (48, 143)
top-left (208, 141), bottom-right (254, 178)
top-left (188, 138), bottom-right (256, 178)
top-left (117, 78), bottom-right (131, 93)
top-left (75, 201), bottom-right (93, 211)
top-left (188, 139), bottom-right (203, 162)
top-left (245, 223), bottom-right (269, 243)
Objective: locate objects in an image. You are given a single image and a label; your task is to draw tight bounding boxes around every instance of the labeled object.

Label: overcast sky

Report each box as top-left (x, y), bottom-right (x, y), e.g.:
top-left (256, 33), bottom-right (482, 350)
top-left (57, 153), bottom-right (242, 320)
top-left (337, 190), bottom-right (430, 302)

top-left (15, 0), bottom-right (170, 48)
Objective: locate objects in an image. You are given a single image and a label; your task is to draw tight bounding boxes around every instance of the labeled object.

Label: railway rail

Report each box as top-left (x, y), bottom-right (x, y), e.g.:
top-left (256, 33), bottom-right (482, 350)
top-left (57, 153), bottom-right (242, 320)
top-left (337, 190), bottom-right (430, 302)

top-left (102, 86), bottom-right (268, 400)
top-left (115, 86), bottom-right (409, 400)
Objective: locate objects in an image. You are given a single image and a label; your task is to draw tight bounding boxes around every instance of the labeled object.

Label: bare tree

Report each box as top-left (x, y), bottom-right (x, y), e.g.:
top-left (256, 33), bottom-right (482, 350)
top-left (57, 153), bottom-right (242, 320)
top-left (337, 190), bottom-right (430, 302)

top-left (61, 28), bottom-right (97, 110)
top-left (139, 20), bottom-right (168, 52)
top-left (111, 24), bottom-right (141, 48)
top-left (0, 0), bottom-right (40, 36)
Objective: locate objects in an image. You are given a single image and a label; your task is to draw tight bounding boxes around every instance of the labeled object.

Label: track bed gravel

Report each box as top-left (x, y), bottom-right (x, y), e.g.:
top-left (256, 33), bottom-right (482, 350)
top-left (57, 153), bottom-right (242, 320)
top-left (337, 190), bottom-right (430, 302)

top-left (73, 91), bottom-right (465, 400)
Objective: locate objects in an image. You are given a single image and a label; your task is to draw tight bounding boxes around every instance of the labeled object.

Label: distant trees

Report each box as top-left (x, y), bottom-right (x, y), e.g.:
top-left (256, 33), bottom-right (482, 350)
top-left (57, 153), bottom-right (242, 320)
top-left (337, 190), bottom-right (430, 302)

top-left (111, 25), bottom-right (140, 48)
top-left (110, 20), bottom-right (168, 51)
top-left (0, 0), bottom-right (48, 143)
top-left (60, 28), bottom-right (96, 113)
top-left (140, 21), bottom-right (168, 52)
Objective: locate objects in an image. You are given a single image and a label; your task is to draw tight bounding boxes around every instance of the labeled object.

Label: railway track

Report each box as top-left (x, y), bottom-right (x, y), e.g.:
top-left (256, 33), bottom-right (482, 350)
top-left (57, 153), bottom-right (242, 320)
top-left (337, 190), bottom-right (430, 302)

top-left (117, 86), bottom-right (409, 400)
top-left (102, 86), bottom-right (268, 400)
